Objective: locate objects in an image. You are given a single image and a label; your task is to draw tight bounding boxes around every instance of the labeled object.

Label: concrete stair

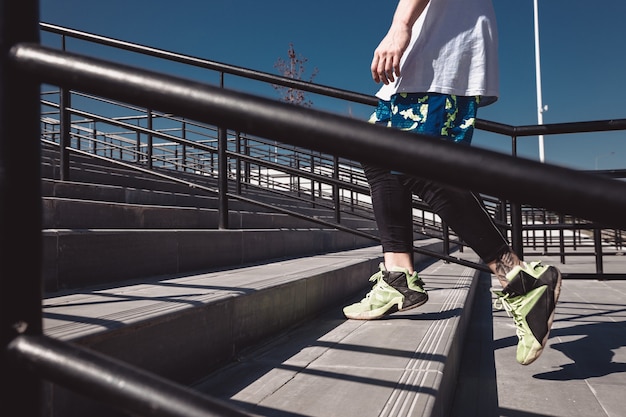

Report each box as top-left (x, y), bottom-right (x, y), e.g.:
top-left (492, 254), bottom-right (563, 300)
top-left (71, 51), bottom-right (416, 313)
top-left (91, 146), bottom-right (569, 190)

top-left (40, 144), bottom-right (478, 417)
top-left (43, 240), bottom-right (476, 417)
top-left (41, 144), bottom-right (378, 292)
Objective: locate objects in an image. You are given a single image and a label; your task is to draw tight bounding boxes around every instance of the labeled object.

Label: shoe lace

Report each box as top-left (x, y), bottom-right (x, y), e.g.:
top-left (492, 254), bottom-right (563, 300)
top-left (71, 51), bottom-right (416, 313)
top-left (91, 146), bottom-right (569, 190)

top-left (359, 270), bottom-right (385, 301)
top-left (493, 293), bottom-right (526, 338)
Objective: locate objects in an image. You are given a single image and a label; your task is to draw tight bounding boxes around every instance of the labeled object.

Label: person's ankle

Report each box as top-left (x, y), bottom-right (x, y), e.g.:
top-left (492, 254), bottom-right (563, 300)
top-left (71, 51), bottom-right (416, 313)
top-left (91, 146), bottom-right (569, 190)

top-left (490, 250), bottom-right (522, 288)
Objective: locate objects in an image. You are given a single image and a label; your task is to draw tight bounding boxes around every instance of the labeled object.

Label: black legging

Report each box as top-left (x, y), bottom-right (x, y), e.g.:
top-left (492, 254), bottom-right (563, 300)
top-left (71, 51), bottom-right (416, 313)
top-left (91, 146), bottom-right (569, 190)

top-left (363, 164), bottom-right (510, 264)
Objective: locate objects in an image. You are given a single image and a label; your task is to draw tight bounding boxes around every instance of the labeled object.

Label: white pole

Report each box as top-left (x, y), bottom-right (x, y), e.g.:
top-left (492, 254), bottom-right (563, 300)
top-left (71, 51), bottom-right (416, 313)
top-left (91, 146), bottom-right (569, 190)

top-left (533, 0), bottom-right (546, 163)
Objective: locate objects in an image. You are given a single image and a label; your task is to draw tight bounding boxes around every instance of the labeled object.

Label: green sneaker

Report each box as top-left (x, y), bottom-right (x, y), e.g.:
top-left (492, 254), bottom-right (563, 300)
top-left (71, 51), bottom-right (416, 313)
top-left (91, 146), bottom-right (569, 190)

top-left (493, 261), bottom-right (562, 365)
top-left (343, 263), bottom-right (428, 320)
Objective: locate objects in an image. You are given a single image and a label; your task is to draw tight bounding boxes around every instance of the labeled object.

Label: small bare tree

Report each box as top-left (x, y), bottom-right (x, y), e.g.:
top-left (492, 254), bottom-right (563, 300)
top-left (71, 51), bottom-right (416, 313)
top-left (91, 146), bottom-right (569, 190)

top-left (273, 43), bottom-right (319, 107)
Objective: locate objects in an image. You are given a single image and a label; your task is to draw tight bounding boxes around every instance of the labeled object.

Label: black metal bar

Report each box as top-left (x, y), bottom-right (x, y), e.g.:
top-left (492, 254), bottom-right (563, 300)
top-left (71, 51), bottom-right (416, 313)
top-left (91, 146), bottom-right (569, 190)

top-left (147, 108), bottom-right (153, 169)
top-left (235, 131), bottom-right (242, 195)
top-left (475, 118), bottom-right (516, 136)
top-left (39, 22), bottom-right (378, 108)
top-left (0, 2), bottom-right (42, 417)
top-left (514, 118), bottom-right (626, 137)
top-left (510, 202), bottom-right (524, 259)
top-left (507, 134), bottom-right (524, 257)
top-left (59, 86), bottom-right (71, 179)
top-left (39, 23), bottom-right (626, 141)
top-left (12, 45), bottom-right (626, 230)
top-left (7, 334), bottom-right (253, 417)
top-left (333, 154), bottom-right (340, 223)
top-left (594, 227), bottom-right (604, 275)
top-left (218, 126), bottom-right (228, 229)
top-left (562, 273), bottom-right (626, 280)
top-left (558, 214), bottom-right (566, 264)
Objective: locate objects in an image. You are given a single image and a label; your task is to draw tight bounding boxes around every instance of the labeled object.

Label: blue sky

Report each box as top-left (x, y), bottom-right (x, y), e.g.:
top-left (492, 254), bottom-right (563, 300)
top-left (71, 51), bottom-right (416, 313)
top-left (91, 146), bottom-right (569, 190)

top-left (40, 0), bottom-right (626, 170)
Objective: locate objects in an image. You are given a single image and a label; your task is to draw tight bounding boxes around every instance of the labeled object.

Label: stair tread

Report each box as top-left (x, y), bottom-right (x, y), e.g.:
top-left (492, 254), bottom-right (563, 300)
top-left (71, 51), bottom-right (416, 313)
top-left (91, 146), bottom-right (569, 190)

top-left (192, 248), bottom-right (481, 417)
top-left (43, 245), bottom-right (386, 341)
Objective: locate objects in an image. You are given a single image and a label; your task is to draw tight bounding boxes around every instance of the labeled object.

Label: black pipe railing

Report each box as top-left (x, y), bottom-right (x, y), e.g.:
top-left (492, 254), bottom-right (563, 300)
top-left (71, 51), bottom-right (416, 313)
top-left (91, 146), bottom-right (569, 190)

top-left (1, 3), bottom-right (44, 417)
top-left (39, 22), bottom-right (626, 269)
top-left (30, 38), bottom-right (626, 270)
top-left (27, 40), bottom-right (626, 276)
top-left (14, 44), bottom-right (626, 229)
top-left (39, 22), bottom-right (377, 108)
top-left (6, 334), bottom-right (253, 417)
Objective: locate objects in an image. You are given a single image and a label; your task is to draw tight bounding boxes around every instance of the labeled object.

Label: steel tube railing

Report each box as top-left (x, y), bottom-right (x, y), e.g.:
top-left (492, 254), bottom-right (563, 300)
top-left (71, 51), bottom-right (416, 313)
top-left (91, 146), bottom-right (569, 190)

top-left (13, 44), bottom-right (626, 230)
top-left (39, 23), bottom-right (626, 260)
top-left (39, 22), bottom-right (377, 107)
top-left (6, 334), bottom-right (253, 417)
top-left (1, 3), bottom-right (42, 417)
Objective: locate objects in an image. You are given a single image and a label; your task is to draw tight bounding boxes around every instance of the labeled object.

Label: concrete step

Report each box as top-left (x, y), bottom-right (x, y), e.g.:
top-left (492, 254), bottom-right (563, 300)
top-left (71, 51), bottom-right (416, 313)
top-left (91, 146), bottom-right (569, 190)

top-left (192, 248), bottom-right (481, 417)
top-left (42, 177), bottom-right (221, 208)
top-left (42, 176), bottom-right (377, 231)
top-left (42, 196), bottom-right (374, 230)
top-left (41, 240), bottom-right (474, 417)
top-left (43, 228), bottom-right (378, 292)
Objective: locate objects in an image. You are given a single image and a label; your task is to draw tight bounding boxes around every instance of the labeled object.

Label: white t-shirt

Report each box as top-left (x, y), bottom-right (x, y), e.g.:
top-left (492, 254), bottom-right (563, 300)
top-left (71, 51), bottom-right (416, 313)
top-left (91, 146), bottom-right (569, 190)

top-left (376, 0), bottom-right (499, 106)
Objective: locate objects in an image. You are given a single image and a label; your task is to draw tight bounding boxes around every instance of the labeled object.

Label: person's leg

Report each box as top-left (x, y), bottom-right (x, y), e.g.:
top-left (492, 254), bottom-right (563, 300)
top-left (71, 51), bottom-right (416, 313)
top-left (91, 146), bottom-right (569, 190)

top-left (391, 92), bottom-right (523, 286)
top-left (409, 95), bottom-right (562, 365)
top-left (347, 93), bottom-right (562, 365)
top-left (362, 164), bottom-right (415, 272)
top-left (403, 176), bottom-right (520, 287)
top-left (343, 100), bottom-right (428, 320)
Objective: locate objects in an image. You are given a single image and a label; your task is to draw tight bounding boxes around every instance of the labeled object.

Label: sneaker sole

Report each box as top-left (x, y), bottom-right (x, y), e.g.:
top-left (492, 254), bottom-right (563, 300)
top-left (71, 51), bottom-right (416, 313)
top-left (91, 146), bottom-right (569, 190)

top-left (344, 294), bottom-right (428, 320)
top-left (399, 294), bottom-right (429, 312)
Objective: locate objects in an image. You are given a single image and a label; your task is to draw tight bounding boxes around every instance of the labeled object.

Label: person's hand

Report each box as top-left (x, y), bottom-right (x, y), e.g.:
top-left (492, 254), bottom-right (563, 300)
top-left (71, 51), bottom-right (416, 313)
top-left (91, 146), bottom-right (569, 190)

top-left (371, 24), bottom-right (411, 84)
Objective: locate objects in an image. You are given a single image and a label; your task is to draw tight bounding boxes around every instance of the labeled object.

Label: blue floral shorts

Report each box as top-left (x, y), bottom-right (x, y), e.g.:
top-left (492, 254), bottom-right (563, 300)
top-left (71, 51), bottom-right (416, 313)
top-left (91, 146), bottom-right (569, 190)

top-left (369, 92), bottom-right (480, 145)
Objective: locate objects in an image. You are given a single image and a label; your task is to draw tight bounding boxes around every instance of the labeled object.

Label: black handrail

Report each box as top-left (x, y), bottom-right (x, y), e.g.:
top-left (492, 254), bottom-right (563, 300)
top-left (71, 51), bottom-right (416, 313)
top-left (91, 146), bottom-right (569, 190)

top-left (6, 334), bottom-right (253, 417)
top-left (14, 44), bottom-right (626, 229)
top-left (39, 22), bottom-right (377, 108)
top-left (32, 27), bottom-right (626, 271)
top-left (1, 4), bottom-right (44, 417)
top-left (39, 22), bottom-right (626, 266)
top-left (41, 22), bottom-right (626, 141)
top-left (30, 37), bottom-right (626, 270)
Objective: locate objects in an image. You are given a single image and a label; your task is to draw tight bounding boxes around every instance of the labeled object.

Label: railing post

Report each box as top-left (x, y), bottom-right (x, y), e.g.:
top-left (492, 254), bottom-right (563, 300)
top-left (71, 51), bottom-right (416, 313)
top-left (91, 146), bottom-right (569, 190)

top-left (181, 121), bottom-right (187, 172)
top-left (333, 154), bottom-right (340, 223)
top-left (59, 87), bottom-right (71, 180)
top-left (1, 2), bottom-right (43, 416)
top-left (510, 201), bottom-right (524, 259)
top-left (593, 225), bottom-right (604, 275)
top-left (218, 126), bottom-right (229, 229)
top-left (146, 108), bottom-right (153, 169)
top-left (509, 134), bottom-right (524, 259)
top-left (244, 136), bottom-right (250, 187)
top-left (442, 223), bottom-right (450, 257)
top-left (310, 153), bottom-right (316, 206)
top-left (558, 214), bottom-right (566, 264)
top-left (135, 130), bottom-right (141, 163)
top-left (235, 131), bottom-right (242, 195)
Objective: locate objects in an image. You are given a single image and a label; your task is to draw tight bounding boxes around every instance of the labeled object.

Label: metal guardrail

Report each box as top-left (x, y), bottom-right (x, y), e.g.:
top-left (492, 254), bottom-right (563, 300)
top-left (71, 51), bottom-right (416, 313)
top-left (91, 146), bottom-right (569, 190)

top-left (3, 7), bottom-right (626, 417)
top-left (7, 334), bottom-right (253, 417)
top-left (16, 45), bottom-right (626, 228)
top-left (38, 22), bottom-right (626, 271)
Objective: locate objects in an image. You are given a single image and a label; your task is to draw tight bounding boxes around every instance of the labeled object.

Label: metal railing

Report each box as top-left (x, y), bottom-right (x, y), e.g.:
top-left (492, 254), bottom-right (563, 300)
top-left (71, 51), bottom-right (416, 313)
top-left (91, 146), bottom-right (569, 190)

top-left (3, 5), bottom-right (626, 417)
top-left (37, 23), bottom-right (626, 275)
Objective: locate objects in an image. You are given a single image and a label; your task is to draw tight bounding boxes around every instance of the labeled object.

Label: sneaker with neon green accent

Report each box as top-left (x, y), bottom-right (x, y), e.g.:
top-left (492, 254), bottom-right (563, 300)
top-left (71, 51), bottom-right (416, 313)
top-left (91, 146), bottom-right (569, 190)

top-left (493, 261), bottom-right (562, 365)
top-left (343, 263), bottom-right (428, 320)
